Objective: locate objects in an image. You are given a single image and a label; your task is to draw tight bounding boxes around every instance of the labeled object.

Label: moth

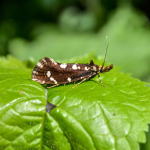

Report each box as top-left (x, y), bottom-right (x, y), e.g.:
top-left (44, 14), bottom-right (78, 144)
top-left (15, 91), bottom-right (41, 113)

top-left (32, 45), bottom-right (113, 88)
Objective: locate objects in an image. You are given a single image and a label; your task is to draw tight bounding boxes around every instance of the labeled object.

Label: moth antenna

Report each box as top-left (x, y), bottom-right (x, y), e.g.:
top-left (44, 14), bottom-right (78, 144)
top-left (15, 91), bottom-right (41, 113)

top-left (102, 36), bottom-right (109, 69)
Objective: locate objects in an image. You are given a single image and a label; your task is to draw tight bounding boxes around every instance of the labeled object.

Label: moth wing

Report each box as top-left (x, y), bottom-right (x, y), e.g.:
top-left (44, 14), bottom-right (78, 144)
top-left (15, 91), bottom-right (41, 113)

top-left (49, 64), bottom-right (97, 84)
top-left (32, 57), bottom-right (60, 84)
top-left (32, 59), bottom-right (96, 85)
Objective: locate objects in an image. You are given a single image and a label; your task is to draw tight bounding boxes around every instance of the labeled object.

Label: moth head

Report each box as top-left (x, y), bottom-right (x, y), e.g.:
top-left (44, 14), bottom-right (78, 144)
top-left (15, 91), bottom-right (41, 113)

top-left (99, 65), bottom-right (103, 72)
top-left (99, 64), bottom-right (113, 73)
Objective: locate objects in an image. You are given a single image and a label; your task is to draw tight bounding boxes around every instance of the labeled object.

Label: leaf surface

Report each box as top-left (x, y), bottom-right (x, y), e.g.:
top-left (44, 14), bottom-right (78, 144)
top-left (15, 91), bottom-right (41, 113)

top-left (48, 70), bottom-right (150, 149)
top-left (0, 55), bottom-right (150, 150)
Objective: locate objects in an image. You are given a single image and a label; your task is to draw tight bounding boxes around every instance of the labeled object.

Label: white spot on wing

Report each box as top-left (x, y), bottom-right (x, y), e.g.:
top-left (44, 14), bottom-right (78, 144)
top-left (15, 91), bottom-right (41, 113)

top-left (50, 77), bottom-right (57, 84)
top-left (42, 58), bottom-right (47, 63)
top-left (50, 58), bottom-right (57, 65)
top-left (32, 78), bottom-right (37, 81)
top-left (67, 77), bottom-right (71, 82)
top-left (85, 67), bottom-right (88, 70)
top-left (47, 71), bottom-right (51, 77)
top-left (37, 62), bottom-right (42, 67)
top-left (77, 66), bottom-right (80, 69)
top-left (41, 80), bottom-right (45, 84)
top-left (32, 71), bottom-right (36, 74)
top-left (60, 63), bottom-right (67, 68)
top-left (72, 64), bottom-right (77, 70)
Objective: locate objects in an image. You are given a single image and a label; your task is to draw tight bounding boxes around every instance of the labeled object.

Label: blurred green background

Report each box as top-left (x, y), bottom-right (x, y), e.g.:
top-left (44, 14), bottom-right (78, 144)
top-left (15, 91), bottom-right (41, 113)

top-left (0, 0), bottom-right (150, 149)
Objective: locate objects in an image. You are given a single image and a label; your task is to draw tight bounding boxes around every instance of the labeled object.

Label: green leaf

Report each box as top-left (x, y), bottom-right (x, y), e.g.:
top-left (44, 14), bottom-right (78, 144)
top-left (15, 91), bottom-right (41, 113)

top-left (0, 55), bottom-right (32, 79)
top-left (0, 55), bottom-right (27, 69)
top-left (0, 54), bottom-right (150, 150)
top-left (43, 113), bottom-right (71, 150)
top-left (0, 56), bottom-right (46, 149)
top-left (48, 71), bottom-right (150, 149)
top-left (0, 78), bottom-right (46, 149)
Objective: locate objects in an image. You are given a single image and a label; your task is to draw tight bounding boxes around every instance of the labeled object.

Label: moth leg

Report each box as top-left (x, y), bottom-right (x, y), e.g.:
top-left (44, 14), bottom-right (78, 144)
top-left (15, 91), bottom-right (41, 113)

top-left (64, 83), bottom-right (66, 86)
top-left (98, 73), bottom-right (106, 87)
top-left (72, 78), bottom-right (87, 88)
top-left (47, 84), bottom-right (59, 88)
top-left (72, 73), bottom-right (97, 88)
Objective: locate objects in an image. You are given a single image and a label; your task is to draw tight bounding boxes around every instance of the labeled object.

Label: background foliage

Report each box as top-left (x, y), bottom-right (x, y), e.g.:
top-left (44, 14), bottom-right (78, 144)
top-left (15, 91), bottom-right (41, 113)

top-left (0, 0), bottom-right (150, 149)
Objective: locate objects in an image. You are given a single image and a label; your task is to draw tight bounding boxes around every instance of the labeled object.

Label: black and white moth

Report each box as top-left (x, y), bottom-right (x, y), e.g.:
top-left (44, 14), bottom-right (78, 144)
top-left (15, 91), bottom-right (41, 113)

top-left (32, 47), bottom-right (113, 88)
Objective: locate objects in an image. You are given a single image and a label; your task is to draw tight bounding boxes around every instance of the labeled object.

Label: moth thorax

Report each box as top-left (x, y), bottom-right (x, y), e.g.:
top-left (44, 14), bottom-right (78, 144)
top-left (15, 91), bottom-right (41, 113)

top-left (92, 66), bottom-right (97, 71)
